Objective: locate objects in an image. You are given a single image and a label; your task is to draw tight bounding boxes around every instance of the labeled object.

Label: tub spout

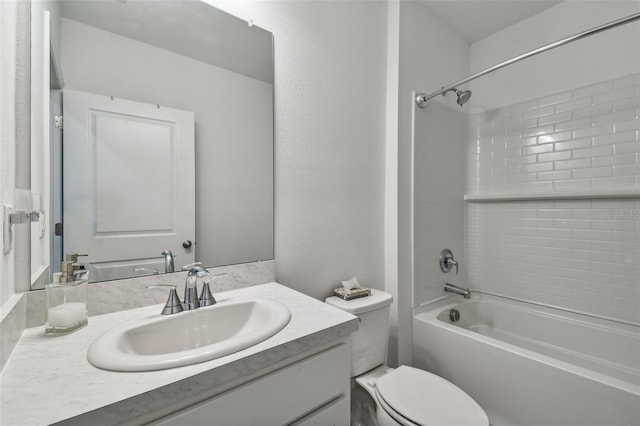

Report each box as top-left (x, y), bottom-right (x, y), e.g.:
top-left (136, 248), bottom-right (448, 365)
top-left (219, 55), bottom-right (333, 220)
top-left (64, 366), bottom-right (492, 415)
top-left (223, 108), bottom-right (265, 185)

top-left (444, 283), bottom-right (471, 299)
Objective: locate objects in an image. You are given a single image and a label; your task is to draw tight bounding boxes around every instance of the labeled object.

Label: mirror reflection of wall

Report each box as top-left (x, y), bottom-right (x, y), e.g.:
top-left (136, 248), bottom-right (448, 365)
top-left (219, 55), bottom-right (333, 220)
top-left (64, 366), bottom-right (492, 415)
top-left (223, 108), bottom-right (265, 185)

top-left (31, 0), bottom-right (274, 286)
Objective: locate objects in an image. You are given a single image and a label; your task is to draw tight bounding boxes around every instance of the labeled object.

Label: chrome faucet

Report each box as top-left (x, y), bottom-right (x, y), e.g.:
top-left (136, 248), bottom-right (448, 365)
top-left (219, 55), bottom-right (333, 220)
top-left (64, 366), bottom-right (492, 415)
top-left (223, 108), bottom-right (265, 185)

top-left (162, 250), bottom-right (175, 273)
top-left (146, 267), bottom-right (221, 315)
top-left (183, 266), bottom-right (209, 310)
top-left (444, 282), bottom-right (471, 299)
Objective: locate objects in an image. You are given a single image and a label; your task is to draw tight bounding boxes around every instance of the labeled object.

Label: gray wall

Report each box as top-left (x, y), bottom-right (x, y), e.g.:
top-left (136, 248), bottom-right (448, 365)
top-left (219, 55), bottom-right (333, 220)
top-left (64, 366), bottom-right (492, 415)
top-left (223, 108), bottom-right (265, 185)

top-left (214, 1), bottom-right (388, 300)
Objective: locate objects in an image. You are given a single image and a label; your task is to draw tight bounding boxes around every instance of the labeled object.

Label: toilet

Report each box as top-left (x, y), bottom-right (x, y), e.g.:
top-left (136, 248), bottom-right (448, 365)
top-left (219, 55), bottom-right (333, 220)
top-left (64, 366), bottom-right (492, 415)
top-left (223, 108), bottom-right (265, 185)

top-left (326, 289), bottom-right (489, 426)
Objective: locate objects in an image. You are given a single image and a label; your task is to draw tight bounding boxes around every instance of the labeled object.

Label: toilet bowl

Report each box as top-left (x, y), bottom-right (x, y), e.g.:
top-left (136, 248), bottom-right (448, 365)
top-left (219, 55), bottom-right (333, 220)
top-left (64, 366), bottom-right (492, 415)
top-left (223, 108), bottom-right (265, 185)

top-left (326, 289), bottom-right (489, 426)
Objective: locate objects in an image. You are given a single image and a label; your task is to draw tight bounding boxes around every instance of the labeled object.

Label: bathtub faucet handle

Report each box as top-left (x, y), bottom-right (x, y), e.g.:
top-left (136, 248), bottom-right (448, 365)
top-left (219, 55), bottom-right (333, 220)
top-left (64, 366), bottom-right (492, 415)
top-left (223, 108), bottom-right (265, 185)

top-left (449, 258), bottom-right (459, 275)
top-left (440, 249), bottom-right (459, 275)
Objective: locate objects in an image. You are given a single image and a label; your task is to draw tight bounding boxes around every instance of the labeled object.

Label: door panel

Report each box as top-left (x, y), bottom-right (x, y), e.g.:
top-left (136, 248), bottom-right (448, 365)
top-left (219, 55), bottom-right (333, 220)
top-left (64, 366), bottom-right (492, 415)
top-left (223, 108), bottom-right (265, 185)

top-left (93, 112), bottom-right (174, 233)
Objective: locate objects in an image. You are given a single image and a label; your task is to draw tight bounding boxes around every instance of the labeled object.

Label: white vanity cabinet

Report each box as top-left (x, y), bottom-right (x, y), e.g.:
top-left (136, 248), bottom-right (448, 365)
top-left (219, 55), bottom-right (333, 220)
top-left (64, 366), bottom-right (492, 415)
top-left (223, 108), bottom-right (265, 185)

top-left (0, 284), bottom-right (359, 426)
top-left (153, 343), bottom-right (350, 426)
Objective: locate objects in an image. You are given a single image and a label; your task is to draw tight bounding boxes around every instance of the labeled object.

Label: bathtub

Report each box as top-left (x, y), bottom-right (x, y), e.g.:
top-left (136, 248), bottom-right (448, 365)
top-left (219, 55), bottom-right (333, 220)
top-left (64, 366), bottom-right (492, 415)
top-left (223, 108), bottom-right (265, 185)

top-left (412, 294), bottom-right (639, 426)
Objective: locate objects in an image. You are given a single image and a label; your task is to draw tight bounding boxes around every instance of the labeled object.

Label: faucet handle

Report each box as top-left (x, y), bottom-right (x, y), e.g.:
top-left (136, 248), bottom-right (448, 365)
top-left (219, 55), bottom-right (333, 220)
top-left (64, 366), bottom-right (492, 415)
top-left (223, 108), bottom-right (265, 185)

top-left (208, 272), bottom-right (227, 280)
top-left (146, 284), bottom-right (184, 315)
top-left (448, 258), bottom-right (459, 275)
top-left (199, 280), bottom-right (216, 307)
top-left (439, 249), bottom-right (459, 275)
top-left (181, 262), bottom-right (203, 271)
top-left (198, 273), bottom-right (227, 307)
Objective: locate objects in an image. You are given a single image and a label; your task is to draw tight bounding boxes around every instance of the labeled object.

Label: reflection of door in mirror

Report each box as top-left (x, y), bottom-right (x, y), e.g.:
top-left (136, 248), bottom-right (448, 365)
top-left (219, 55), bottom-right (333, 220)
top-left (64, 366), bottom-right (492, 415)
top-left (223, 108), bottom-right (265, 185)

top-left (62, 90), bottom-right (195, 282)
top-left (30, 0), bottom-right (275, 288)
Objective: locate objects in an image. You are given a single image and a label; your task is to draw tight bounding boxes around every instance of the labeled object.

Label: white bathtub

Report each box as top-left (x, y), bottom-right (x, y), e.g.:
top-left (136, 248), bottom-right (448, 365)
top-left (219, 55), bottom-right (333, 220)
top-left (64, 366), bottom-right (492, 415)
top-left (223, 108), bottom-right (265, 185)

top-left (412, 294), bottom-right (639, 426)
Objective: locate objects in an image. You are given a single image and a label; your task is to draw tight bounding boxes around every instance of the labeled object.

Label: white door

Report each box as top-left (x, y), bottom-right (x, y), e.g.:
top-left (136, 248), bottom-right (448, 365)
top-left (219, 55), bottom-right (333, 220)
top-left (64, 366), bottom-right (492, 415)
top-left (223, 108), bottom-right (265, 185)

top-left (62, 90), bottom-right (195, 280)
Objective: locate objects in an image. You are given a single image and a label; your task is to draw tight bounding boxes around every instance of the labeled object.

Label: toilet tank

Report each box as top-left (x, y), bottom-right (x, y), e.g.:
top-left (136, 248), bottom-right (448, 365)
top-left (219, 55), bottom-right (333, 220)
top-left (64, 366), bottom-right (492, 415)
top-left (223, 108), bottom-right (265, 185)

top-left (325, 289), bottom-right (393, 376)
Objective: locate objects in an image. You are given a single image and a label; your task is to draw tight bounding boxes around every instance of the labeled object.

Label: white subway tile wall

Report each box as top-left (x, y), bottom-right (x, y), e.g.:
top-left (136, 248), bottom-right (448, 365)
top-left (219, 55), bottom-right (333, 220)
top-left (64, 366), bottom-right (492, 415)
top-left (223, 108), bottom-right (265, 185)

top-left (467, 73), bottom-right (639, 194)
top-left (465, 74), bottom-right (640, 323)
top-left (465, 200), bottom-right (640, 322)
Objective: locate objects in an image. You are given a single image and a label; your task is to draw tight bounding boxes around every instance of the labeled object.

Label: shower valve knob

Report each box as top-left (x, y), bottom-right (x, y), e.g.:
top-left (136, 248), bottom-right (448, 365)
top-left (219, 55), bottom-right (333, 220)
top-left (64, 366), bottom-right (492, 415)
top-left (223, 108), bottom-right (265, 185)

top-left (440, 249), bottom-right (459, 274)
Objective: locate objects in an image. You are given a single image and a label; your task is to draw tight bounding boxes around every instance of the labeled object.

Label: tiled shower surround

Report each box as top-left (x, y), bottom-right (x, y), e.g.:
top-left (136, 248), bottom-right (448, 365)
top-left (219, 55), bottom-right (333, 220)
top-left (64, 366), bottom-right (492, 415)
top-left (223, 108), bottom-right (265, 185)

top-left (466, 199), bottom-right (639, 322)
top-left (467, 73), bottom-right (639, 194)
top-left (465, 74), bottom-right (639, 324)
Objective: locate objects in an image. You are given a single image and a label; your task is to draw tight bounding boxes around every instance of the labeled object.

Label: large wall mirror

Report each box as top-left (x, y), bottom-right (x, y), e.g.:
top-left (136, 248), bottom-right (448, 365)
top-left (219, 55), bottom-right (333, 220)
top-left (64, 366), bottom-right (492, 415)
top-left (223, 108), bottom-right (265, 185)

top-left (30, 0), bottom-right (274, 287)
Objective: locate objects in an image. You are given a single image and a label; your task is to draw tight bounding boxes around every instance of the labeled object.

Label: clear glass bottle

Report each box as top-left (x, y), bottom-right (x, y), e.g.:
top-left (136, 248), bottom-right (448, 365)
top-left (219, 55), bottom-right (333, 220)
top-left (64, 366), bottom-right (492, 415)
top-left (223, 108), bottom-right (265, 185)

top-left (45, 260), bottom-right (89, 335)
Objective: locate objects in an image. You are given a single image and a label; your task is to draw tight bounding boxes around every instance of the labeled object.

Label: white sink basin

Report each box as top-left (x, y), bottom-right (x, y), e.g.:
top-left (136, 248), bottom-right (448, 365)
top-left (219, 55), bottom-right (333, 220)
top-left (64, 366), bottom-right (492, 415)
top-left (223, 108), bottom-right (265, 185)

top-left (87, 297), bottom-right (291, 371)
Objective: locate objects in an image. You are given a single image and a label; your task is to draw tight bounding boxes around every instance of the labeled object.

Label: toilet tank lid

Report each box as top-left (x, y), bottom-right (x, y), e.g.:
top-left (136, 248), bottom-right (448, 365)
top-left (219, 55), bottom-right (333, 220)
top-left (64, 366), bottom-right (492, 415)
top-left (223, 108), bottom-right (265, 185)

top-left (325, 289), bottom-right (393, 314)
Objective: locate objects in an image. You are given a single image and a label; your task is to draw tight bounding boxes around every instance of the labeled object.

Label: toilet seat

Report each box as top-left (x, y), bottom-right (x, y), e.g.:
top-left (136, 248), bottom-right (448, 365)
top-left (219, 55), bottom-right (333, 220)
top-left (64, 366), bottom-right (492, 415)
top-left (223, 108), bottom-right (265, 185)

top-left (374, 387), bottom-right (420, 426)
top-left (374, 366), bottom-right (489, 426)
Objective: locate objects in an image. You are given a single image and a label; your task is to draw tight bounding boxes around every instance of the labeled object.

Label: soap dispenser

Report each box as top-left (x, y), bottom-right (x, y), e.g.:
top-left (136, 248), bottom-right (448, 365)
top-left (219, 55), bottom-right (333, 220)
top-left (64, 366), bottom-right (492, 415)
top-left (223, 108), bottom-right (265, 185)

top-left (45, 254), bottom-right (89, 335)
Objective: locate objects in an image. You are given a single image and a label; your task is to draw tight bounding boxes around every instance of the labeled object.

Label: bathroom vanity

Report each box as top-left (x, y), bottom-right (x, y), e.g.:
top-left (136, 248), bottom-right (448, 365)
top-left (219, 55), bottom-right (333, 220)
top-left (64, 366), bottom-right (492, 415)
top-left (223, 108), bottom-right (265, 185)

top-left (0, 283), bottom-right (358, 425)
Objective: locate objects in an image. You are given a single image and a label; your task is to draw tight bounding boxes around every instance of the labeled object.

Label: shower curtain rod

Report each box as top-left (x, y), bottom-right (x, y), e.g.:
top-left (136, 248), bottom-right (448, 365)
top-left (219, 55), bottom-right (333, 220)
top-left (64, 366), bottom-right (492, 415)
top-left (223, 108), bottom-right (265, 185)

top-left (415, 11), bottom-right (640, 108)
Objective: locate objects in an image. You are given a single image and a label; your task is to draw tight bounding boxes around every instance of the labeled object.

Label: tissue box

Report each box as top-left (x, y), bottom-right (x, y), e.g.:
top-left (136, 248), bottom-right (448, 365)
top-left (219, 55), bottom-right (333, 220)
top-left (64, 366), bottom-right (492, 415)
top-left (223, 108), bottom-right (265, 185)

top-left (333, 287), bottom-right (371, 300)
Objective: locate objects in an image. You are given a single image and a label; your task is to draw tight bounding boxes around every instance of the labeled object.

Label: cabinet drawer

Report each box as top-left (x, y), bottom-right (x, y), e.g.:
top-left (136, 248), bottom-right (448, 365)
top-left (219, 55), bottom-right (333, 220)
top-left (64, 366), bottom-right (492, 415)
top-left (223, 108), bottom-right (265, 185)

top-left (291, 395), bottom-right (349, 426)
top-left (156, 343), bottom-right (349, 426)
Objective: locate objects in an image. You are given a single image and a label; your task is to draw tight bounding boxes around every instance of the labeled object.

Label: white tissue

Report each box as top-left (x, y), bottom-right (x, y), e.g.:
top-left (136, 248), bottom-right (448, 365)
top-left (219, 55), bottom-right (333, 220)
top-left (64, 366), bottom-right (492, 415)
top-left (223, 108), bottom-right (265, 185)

top-left (341, 277), bottom-right (361, 290)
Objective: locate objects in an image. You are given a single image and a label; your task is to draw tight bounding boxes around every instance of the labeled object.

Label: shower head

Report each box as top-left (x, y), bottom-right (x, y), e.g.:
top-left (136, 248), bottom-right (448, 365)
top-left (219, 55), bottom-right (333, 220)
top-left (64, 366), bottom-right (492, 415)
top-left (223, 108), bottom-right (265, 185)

top-left (456, 90), bottom-right (472, 106)
top-left (441, 87), bottom-right (472, 107)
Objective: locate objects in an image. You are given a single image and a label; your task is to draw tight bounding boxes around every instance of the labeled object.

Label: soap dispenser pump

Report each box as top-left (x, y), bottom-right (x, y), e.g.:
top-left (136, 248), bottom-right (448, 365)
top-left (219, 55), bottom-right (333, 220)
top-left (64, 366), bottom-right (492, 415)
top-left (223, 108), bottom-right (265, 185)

top-left (45, 254), bottom-right (89, 335)
top-left (59, 253), bottom-right (87, 282)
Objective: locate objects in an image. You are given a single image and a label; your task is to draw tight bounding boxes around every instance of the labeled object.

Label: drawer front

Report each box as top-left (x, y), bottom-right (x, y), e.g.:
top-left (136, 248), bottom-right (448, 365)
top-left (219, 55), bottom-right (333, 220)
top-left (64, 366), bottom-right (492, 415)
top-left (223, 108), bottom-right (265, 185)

top-left (291, 395), bottom-right (349, 426)
top-left (156, 343), bottom-right (350, 426)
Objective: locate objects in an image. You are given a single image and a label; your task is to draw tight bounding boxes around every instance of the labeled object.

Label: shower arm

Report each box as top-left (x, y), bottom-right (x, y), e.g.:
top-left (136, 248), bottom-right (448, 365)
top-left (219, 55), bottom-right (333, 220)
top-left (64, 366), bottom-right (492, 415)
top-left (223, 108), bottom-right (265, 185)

top-left (440, 88), bottom-right (457, 97)
top-left (415, 11), bottom-right (640, 109)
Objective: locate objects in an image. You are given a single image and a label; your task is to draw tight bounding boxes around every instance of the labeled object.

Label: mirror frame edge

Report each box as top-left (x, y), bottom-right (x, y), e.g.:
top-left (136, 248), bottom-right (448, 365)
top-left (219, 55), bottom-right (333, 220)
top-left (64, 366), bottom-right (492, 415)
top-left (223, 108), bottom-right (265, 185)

top-left (14, 0), bottom-right (33, 294)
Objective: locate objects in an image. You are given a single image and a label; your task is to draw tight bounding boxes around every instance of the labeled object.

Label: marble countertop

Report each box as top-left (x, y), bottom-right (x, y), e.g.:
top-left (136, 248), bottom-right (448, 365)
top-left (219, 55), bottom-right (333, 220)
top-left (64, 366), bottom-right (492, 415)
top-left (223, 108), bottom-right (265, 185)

top-left (0, 283), bottom-right (358, 426)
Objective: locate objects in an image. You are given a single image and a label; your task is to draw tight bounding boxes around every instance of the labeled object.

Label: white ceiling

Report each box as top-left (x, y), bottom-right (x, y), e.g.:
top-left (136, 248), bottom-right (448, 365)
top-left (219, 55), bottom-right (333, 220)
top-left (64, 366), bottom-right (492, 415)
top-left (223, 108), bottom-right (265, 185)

top-left (421, 0), bottom-right (563, 43)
